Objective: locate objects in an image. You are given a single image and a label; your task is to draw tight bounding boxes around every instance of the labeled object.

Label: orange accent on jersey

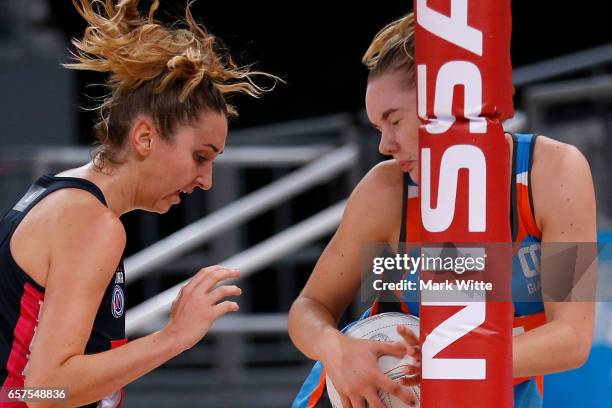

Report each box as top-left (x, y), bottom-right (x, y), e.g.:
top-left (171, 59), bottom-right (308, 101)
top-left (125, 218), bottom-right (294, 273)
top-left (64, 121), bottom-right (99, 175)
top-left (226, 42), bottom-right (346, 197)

top-left (517, 184), bottom-right (542, 239)
top-left (306, 368), bottom-right (327, 408)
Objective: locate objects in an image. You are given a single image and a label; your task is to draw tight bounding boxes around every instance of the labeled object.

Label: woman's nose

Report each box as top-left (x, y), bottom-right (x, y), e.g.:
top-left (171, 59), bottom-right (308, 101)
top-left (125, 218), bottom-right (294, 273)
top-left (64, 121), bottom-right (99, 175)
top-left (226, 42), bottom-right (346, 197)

top-left (378, 130), bottom-right (399, 156)
top-left (196, 163), bottom-right (213, 191)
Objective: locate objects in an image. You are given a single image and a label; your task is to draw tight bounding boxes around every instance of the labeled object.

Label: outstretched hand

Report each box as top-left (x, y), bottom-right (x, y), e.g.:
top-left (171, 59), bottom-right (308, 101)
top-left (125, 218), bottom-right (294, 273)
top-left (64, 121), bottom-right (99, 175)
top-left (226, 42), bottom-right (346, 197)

top-left (165, 265), bottom-right (242, 351)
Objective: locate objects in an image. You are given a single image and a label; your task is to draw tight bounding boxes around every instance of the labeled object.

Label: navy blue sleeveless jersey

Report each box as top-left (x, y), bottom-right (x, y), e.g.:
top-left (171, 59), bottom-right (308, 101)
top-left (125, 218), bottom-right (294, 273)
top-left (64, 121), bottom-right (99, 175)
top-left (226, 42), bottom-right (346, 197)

top-left (0, 175), bottom-right (127, 408)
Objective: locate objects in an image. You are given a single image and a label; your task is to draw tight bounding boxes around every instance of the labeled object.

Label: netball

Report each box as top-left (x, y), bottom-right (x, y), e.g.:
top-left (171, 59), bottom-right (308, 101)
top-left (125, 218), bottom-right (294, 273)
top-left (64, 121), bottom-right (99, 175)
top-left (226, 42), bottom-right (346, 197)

top-left (326, 313), bottom-right (421, 408)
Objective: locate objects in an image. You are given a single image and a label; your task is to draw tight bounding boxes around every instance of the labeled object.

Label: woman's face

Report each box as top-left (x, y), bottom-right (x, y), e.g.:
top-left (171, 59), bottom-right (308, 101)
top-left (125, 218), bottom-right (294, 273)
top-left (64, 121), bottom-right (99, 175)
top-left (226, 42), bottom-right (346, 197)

top-left (142, 109), bottom-right (228, 213)
top-left (365, 71), bottom-right (420, 181)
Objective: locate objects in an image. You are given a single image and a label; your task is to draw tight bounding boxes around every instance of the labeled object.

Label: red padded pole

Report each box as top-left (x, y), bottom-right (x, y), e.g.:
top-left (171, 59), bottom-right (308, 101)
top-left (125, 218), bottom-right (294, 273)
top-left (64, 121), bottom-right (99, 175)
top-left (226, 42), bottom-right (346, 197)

top-left (414, 0), bottom-right (514, 406)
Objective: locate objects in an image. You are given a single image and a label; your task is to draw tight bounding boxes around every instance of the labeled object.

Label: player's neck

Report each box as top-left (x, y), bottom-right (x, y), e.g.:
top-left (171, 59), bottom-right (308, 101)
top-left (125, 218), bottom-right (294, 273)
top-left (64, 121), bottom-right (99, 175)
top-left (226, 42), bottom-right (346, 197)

top-left (57, 163), bottom-right (139, 216)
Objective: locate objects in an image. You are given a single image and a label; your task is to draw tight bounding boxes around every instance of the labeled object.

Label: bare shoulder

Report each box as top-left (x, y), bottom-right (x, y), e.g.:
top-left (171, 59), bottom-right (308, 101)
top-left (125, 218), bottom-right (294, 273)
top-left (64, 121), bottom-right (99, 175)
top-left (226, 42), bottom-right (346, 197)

top-left (12, 188), bottom-right (125, 287)
top-left (531, 135), bottom-right (595, 238)
top-left (532, 135), bottom-right (588, 164)
top-left (531, 135), bottom-right (592, 195)
top-left (47, 189), bottom-right (126, 289)
top-left (356, 159), bottom-right (403, 195)
top-left (47, 189), bottom-right (126, 251)
top-left (342, 159), bottom-right (404, 243)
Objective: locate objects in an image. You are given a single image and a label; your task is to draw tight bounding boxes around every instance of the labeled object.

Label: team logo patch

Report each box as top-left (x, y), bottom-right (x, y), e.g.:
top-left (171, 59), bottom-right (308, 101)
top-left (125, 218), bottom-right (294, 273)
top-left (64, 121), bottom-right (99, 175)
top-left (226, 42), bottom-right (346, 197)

top-left (111, 285), bottom-right (125, 319)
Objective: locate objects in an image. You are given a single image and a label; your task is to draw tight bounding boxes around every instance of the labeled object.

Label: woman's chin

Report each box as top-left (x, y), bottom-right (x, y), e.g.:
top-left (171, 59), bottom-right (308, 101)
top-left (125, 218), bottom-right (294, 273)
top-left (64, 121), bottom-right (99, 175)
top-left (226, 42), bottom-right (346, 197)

top-left (147, 201), bottom-right (173, 214)
top-left (159, 203), bottom-right (174, 214)
top-left (152, 194), bottom-right (181, 214)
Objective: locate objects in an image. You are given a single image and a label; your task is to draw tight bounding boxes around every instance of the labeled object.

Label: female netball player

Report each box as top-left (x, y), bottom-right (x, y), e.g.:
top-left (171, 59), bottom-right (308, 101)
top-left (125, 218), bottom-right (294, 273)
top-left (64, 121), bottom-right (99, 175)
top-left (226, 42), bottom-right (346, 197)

top-left (289, 13), bottom-right (596, 408)
top-left (0, 1), bottom-right (277, 407)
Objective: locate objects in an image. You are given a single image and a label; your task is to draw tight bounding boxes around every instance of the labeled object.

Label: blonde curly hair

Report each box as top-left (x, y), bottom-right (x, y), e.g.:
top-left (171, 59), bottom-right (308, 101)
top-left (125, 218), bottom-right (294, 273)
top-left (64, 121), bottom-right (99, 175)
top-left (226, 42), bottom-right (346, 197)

top-left (65, 0), bottom-right (279, 168)
top-left (362, 13), bottom-right (415, 84)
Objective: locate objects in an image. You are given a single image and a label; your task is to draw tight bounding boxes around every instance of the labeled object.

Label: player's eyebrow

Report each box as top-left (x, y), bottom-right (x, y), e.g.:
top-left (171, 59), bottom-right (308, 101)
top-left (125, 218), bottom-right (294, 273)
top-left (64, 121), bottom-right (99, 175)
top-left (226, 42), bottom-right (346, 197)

top-left (370, 108), bottom-right (400, 130)
top-left (202, 143), bottom-right (223, 154)
top-left (381, 108), bottom-right (399, 121)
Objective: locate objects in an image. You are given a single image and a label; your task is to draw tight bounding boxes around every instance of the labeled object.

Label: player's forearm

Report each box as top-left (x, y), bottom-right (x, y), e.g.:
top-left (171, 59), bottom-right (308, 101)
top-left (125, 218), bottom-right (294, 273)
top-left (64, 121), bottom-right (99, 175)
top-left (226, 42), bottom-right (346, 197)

top-left (512, 320), bottom-right (591, 378)
top-left (25, 329), bottom-right (183, 408)
top-left (288, 296), bottom-right (343, 362)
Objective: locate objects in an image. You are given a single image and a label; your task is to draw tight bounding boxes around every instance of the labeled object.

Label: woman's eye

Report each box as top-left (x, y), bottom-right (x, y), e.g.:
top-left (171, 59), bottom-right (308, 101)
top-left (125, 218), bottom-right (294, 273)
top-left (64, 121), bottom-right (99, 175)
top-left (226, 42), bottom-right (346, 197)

top-left (392, 119), bottom-right (401, 126)
top-left (195, 155), bottom-right (208, 163)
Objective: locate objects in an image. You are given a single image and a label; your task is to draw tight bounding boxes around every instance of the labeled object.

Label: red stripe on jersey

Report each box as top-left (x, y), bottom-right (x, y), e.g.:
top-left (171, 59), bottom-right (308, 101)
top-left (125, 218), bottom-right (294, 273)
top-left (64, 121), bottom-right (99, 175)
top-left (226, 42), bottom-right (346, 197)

top-left (405, 195), bottom-right (420, 242)
top-left (1, 282), bottom-right (44, 407)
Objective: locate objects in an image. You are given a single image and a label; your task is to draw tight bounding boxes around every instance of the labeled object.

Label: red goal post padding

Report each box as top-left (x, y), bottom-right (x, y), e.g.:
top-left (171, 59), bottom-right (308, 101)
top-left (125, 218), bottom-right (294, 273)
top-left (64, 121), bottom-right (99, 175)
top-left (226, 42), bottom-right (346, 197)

top-left (415, 0), bottom-right (514, 406)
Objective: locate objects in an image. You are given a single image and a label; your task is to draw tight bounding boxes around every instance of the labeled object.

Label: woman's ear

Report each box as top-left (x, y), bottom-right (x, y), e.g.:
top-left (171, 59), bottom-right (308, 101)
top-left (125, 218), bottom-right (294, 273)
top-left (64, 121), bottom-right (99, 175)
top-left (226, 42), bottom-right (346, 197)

top-left (130, 116), bottom-right (156, 158)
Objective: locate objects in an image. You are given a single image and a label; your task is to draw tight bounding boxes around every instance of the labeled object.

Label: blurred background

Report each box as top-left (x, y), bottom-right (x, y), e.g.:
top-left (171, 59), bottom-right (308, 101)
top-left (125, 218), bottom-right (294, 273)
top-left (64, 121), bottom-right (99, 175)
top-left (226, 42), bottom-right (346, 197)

top-left (0, 1), bottom-right (611, 407)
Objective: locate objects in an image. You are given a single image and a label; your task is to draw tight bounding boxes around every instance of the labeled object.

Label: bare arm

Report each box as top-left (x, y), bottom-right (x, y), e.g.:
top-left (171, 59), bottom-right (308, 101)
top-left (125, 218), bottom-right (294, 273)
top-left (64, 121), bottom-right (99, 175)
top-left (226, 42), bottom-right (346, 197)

top-left (288, 162), bottom-right (402, 361)
top-left (512, 139), bottom-right (597, 377)
top-left (24, 200), bottom-right (241, 407)
top-left (288, 162), bottom-right (417, 407)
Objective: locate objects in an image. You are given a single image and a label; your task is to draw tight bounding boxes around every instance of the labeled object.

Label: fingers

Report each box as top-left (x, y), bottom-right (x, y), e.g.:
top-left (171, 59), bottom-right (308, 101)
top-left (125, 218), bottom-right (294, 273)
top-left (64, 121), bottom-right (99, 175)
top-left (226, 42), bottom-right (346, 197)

top-left (409, 345), bottom-right (421, 361)
top-left (373, 340), bottom-right (406, 358)
top-left (195, 266), bottom-right (241, 292)
top-left (176, 267), bottom-right (239, 308)
top-left (363, 390), bottom-right (386, 408)
top-left (212, 300), bottom-right (240, 318)
top-left (400, 363), bottom-right (421, 387)
top-left (376, 375), bottom-right (417, 407)
top-left (402, 364), bottom-right (421, 378)
top-left (339, 395), bottom-right (352, 408)
top-left (209, 284), bottom-right (242, 304)
top-left (400, 374), bottom-right (420, 387)
top-left (189, 265), bottom-right (226, 287)
top-left (397, 324), bottom-right (419, 345)
top-left (349, 396), bottom-right (365, 408)
top-left (397, 325), bottom-right (421, 359)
